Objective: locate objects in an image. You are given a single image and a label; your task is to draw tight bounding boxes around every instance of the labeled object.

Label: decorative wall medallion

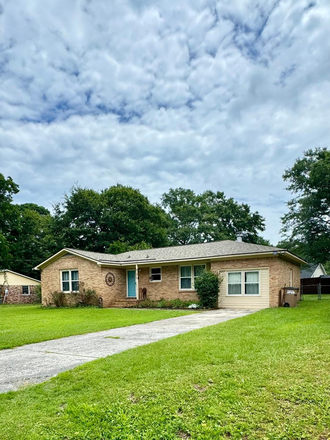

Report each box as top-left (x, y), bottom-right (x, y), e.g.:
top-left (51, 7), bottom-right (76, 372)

top-left (105, 272), bottom-right (115, 287)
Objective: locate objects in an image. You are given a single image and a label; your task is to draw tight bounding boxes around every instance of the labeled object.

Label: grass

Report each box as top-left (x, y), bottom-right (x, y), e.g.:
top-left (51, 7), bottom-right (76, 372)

top-left (0, 296), bottom-right (330, 439)
top-left (0, 305), bottom-right (195, 350)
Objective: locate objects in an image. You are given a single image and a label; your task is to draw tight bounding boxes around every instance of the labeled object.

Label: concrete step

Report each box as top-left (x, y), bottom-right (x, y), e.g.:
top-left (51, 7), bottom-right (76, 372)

top-left (110, 299), bottom-right (140, 308)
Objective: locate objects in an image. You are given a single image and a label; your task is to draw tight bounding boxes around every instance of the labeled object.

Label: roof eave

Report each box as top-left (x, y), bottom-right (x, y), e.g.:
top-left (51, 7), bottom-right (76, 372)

top-left (34, 248), bottom-right (101, 270)
top-left (98, 250), bottom-right (305, 267)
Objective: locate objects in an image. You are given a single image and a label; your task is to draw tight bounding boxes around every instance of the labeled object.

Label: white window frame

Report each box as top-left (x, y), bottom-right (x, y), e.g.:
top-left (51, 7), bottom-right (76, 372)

top-left (149, 267), bottom-right (162, 282)
top-left (61, 270), bottom-right (79, 293)
top-left (22, 285), bottom-right (30, 295)
top-left (227, 270), bottom-right (260, 296)
top-left (179, 264), bottom-right (206, 291)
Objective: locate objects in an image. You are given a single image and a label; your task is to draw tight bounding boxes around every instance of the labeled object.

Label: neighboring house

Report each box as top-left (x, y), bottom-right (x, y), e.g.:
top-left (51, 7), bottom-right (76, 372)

top-left (0, 270), bottom-right (40, 304)
top-left (35, 240), bottom-right (305, 309)
top-left (301, 263), bottom-right (327, 279)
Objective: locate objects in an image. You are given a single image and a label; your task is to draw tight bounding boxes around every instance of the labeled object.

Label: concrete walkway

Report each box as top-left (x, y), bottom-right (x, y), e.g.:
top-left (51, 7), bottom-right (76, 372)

top-left (0, 309), bottom-right (257, 393)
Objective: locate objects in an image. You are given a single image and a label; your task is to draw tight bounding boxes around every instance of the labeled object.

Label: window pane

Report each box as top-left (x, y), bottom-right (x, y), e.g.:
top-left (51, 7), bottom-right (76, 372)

top-left (181, 278), bottom-right (192, 289)
top-left (194, 265), bottom-right (205, 277)
top-left (245, 272), bottom-right (258, 283)
top-left (245, 284), bottom-right (259, 295)
top-left (181, 266), bottom-right (191, 277)
top-left (228, 272), bottom-right (241, 284)
top-left (71, 281), bottom-right (79, 291)
top-left (151, 268), bottom-right (161, 275)
top-left (228, 284), bottom-right (241, 295)
top-left (71, 270), bottom-right (79, 281)
top-left (22, 286), bottom-right (29, 295)
top-left (62, 271), bottom-right (69, 281)
top-left (62, 281), bottom-right (70, 291)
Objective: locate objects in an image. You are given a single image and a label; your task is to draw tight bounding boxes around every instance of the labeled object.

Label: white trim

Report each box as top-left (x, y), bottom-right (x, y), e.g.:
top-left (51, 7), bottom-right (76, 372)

top-left (35, 247), bottom-right (306, 271)
top-left (179, 264), bottom-right (206, 291)
top-left (126, 269), bottom-right (137, 298)
top-left (136, 264), bottom-right (139, 300)
top-left (226, 269), bottom-right (261, 297)
top-left (22, 285), bottom-right (30, 295)
top-left (149, 267), bottom-right (162, 282)
top-left (34, 248), bottom-right (104, 270)
top-left (97, 251), bottom-right (306, 267)
top-left (60, 269), bottom-right (79, 293)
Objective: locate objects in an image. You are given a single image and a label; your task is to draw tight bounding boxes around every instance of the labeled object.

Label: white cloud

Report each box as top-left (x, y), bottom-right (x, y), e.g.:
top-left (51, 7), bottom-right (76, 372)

top-left (0, 0), bottom-right (330, 245)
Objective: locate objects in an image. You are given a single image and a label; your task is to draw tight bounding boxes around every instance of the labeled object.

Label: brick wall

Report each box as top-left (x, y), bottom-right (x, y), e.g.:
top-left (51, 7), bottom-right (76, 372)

top-left (41, 254), bottom-right (301, 308)
top-left (41, 255), bottom-right (126, 307)
top-left (4, 285), bottom-right (39, 304)
top-left (211, 256), bottom-right (301, 308)
top-left (138, 265), bottom-right (199, 302)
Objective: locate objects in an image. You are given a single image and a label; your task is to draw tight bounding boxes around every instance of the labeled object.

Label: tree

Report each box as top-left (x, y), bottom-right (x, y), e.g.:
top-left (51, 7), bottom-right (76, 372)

top-left (52, 185), bottom-right (170, 252)
top-left (0, 174), bottom-right (19, 269)
top-left (161, 188), bottom-right (265, 245)
top-left (281, 147), bottom-right (330, 263)
top-left (9, 204), bottom-right (53, 278)
top-left (52, 187), bottom-right (105, 252)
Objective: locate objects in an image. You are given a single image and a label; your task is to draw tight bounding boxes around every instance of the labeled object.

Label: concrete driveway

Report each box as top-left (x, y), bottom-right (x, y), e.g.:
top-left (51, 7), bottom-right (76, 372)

top-left (0, 309), bottom-right (257, 393)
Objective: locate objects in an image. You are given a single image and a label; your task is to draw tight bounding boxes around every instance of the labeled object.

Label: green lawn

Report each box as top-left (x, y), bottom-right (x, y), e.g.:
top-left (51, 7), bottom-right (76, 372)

top-left (1, 296), bottom-right (330, 439)
top-left (0, 305), bottom-right (195, 350)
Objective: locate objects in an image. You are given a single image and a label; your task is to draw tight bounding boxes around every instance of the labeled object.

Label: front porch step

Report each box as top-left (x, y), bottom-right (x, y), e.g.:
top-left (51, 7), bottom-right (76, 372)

top-left (110, 299), bottom-right (141, 308)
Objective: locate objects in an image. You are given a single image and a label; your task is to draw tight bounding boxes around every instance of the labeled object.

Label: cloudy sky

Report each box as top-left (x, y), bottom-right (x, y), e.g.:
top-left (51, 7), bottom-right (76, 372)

top-left (1, 0), bottom-right (329, 244)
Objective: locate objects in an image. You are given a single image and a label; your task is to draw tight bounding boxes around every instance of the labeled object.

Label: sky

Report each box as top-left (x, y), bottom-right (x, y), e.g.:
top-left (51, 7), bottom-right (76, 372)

top-left (1, 0), bottom-right (330, 245)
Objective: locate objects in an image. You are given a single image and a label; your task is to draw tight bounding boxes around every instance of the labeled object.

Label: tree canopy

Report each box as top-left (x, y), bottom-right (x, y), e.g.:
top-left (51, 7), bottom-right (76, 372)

top-left (0, 177), bottom-right (270, 277)
top-left (52, 185), bottom-right (170, 253)
top-left (0, 174), bottom-right (20, 269)
top-left (0, 174), bottom-right (53, 277)
top-left (161, 188), bottom-right (266, 245)
top-left (281, 147), bottom-right (330, 263)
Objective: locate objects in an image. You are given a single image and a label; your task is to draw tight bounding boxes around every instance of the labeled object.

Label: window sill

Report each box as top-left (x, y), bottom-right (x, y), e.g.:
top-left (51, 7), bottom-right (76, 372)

top-left (226, 294), bottom-right (261, 297)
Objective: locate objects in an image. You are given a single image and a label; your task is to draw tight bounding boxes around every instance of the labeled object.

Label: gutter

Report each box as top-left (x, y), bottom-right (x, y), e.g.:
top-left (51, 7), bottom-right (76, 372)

top-left (97, 250), bottom-right (306, 267)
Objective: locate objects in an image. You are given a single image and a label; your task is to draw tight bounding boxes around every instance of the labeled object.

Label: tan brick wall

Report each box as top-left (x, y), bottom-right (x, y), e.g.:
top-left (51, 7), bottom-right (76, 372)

top-left (211, 256), bottom-right (301, 308)
top-left (41, 254), bottom-right (301, 308)
top-left (272, 258), bottom-right (301, 306)
top-left (41, 255), bottom-right (126, 307)
top-left (138, 265), bottom-right (199, 302)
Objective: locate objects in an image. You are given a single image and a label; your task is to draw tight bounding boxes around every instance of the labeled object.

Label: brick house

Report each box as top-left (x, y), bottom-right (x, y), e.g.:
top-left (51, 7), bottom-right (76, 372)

top-left (0, 270), bottom-right (40, 304)
top-left (35, 240), bottom-right (304, 309)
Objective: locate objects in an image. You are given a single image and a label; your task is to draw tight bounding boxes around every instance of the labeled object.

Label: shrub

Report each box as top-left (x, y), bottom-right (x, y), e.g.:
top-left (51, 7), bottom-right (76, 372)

top-left (138, 298), bottom-right (199, 309)
top-left (194, 270), bottom-right (221, 308)
top-left (34, 285), bottom-right (42, 304)
top-left (50, 291), bottom-right (66, 307)
top-left (78, 283), bottom-right (98, 307)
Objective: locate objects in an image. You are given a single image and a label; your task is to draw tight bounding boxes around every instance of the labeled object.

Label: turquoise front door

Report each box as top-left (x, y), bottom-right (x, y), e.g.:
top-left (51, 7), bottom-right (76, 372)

top-left (127, 270), bottom-right (136, 297)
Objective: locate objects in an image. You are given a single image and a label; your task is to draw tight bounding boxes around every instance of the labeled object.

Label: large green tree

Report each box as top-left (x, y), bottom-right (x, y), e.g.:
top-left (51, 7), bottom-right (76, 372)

top-left (0, 175), bottom-right (53, 277)
top-left (281, 147), bottom-right (330, 263)
top-left (52, 185), bottom-right (170, 253)
top-left (0, 174), bottom-right (19, 269)
top-left (161, 188), bottom-right (265, 245)
top-left (9, 204), bottom-right (54, 278)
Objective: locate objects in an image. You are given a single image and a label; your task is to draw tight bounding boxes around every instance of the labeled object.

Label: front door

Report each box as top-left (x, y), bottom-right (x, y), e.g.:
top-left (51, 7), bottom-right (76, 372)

top-left (127, 270), bottom-right (136, 298)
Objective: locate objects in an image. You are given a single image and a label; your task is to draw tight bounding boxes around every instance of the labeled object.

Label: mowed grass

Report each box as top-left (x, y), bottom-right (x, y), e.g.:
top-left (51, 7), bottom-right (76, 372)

top-left (1, 296), bottom-right (330, 439)
top-left (0, 305), bottom-right (195, 350)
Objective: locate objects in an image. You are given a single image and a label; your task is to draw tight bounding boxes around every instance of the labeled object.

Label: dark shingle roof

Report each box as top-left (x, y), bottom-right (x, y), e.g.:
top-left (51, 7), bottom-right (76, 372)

top-left (300, 263), bottom-right (327, 278)
top-left (67, 240), bottom-right (286, 265)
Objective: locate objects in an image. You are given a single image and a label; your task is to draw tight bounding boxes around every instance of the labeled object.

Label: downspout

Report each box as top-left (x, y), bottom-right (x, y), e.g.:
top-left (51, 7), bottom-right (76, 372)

top-left (136, 264), bottom-right (139, 300)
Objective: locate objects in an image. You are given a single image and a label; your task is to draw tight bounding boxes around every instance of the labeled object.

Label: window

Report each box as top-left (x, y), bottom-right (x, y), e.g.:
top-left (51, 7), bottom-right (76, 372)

top-left (22, 286), bottom-right (30, 295)
top-left (61, 270), bottom-right (79, 292)
top-left (180, 265), bottom-right (206, 290)
top-left (150, 267), bottom-right (161, 282)
top-left (228, 271), bottom-right (259, 295)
